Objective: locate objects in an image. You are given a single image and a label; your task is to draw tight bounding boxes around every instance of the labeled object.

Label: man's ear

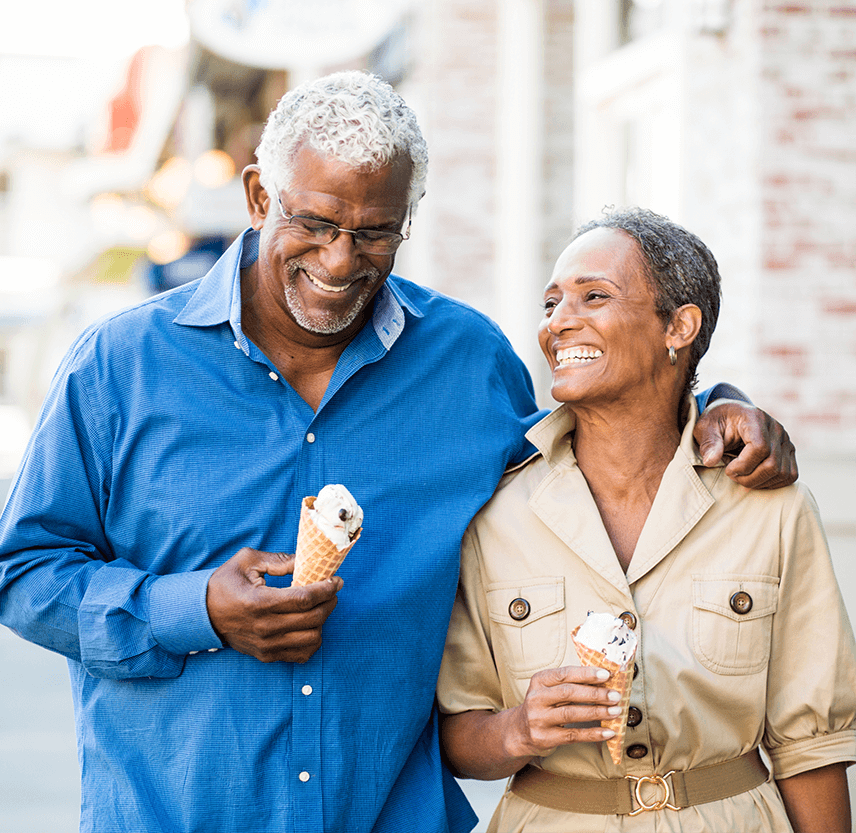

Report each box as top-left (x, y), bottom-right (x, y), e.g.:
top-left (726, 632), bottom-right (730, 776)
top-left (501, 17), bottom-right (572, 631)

top-left (242, 165), bottom-right (270, 230)
top-left (666, 304), bottom-right (703, 351)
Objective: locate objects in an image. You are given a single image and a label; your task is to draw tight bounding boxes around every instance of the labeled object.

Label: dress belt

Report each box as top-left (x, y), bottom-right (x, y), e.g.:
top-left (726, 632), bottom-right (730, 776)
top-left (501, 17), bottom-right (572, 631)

top-left (510, 749), bottom-right (768, 816)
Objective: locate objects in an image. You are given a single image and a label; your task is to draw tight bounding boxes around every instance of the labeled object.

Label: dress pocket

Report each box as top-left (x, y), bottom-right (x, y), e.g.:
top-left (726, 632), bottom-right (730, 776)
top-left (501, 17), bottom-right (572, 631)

top-left (691, 574), bottom-right (779, 675)
top-left (486, 577), bottom-right (566, 676)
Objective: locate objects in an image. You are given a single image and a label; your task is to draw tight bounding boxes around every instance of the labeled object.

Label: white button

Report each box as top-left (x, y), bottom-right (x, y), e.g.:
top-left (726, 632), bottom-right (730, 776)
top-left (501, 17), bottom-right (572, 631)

top-left (233, 340), bottom-right (241, 349)
top-left (269, 371), bottom-right (278, 381)
top-left (208, 648), bottom-right (219, 652)
top-left (299, 771), bottom-right (310, 782)
top-left (306, 433), bottom-right (315, 443)
top-left (188, 651), bottom-right (199, 655)
top-left (301, 685), bottom-right (313, 696)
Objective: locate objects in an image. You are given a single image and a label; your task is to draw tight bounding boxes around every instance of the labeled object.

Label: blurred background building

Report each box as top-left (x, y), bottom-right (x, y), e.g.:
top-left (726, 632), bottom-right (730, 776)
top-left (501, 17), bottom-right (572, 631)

top-left (0, 0), bottom-right (854, 830)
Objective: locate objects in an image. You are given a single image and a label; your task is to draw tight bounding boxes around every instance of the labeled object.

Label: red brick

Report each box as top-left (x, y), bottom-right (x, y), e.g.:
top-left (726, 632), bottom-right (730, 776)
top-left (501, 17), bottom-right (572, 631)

top-left (802, 412), bottom-right (843, 426)
top-left (823, 300), bottom-right (856, 315)
top-left (762, 345), bottom-right (808, 358)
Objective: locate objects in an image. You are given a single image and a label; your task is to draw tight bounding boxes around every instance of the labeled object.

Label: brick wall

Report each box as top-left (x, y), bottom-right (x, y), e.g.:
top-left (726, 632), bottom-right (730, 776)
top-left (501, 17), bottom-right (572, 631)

top-left (405, 0), bottom-right (499, 316)
top-left (755, 1), bottom-right (856, 453)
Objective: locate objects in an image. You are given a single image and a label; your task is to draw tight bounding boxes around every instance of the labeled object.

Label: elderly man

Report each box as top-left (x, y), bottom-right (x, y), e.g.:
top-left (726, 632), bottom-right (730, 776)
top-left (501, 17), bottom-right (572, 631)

top-left (0, 72), bottom-right (795, 833)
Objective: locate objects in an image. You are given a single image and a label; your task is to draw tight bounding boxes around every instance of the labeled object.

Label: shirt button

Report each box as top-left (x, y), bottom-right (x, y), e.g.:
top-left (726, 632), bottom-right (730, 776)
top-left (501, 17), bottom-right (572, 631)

top-left (299, 771), bottom-right (311, 782)
top-left (633, 663), bottom-right (639, 680)
top-left (730, 591), bottom-right (753, 614)
top-left (508, 598), bottom-right (531, 621)
top-left (302, 685), bottom-right (313, 696)
top-left (269, 371), bottom-right (279, 381)
top-left (306, 433), bottom-right (316, 443)
top-left (233, 340), bottom-right (241, 349)
top-left (626, 744), bottom-right (648, 759)
top-left (619, 611), bottom-right (637, 630)
top-left (627, 707), bottom-right (643, 727)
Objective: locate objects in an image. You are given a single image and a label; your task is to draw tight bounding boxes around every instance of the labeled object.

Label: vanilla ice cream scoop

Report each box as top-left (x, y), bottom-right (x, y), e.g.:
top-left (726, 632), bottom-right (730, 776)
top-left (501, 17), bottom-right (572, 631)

top-left (309, 484), bottom-right (363, 551)
top-left (574, 611), bottom-right (637, 668)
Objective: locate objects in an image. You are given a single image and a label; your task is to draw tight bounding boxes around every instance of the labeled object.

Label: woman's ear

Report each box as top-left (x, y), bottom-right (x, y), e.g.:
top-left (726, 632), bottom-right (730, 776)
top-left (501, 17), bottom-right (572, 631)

top-left (242, 165), bottom-right (270, 231)
top-left (667, 304), bottom-right (703, 351)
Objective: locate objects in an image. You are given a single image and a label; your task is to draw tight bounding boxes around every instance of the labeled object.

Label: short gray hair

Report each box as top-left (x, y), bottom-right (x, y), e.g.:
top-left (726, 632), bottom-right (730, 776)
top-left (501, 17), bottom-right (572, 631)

top-left (573, 207), bottom-right (721, 394)
top-left (255, 71), bottom-right (428, 211)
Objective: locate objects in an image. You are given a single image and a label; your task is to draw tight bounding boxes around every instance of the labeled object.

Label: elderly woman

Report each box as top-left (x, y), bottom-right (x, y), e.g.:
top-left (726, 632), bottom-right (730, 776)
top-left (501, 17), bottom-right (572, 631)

top-left (438, 208), bottom-right (856, 832)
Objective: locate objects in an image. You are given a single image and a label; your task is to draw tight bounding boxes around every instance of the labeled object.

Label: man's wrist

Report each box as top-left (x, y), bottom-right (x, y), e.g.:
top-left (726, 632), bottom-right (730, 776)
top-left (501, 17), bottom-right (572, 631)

top-left (149, 569), bottom-right (223, 655)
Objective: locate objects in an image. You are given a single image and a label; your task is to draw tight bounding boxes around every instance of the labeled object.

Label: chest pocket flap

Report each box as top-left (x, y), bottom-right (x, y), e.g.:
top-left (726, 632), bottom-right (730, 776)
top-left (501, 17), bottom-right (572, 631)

top-left (486, 577), bottom-right (566, 675)
top-left (692, 574), bottom-right (779, 675)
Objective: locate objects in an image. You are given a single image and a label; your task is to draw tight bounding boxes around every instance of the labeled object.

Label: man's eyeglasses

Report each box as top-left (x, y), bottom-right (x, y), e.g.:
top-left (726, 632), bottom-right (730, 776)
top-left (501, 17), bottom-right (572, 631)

top-left (276, 195), bottom-right (410, 255)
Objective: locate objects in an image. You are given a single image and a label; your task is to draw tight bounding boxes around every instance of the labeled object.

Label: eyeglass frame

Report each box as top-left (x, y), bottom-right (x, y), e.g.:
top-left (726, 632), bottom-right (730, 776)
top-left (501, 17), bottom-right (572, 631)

top-left (276, 194), bottom-right (411, 255)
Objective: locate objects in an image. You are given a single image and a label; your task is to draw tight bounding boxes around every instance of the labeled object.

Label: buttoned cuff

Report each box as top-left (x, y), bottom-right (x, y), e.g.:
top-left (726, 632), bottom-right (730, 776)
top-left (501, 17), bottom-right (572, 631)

top-left (767, 730), bottom-right (856, 780)
top-left (149, 569), bottom-right (223, 655)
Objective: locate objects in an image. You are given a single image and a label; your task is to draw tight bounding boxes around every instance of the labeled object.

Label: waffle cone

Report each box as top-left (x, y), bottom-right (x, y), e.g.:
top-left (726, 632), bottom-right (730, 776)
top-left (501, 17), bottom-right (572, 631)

top-left (292, 497), bottom-right (361, 586)
top-left (572, 625), bottom-right (635, 765)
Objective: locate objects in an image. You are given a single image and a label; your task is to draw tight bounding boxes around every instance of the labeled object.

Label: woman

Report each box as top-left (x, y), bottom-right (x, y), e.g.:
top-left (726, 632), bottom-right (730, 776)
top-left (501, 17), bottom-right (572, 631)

top-left (438, 208), bottom-right (856, 832)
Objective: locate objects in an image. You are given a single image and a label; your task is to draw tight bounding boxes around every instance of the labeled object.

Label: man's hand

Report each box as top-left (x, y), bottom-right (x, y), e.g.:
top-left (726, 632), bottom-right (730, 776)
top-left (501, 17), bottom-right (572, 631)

top-left (694, 401), bottom-right (798, 489)
top-left (206, 547), bottom-right (342, 663)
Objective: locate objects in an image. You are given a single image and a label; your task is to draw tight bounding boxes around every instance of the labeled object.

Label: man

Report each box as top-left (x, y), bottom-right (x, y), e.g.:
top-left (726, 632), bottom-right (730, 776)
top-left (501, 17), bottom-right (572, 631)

top-left (0, 72), bottom-right (795, 833)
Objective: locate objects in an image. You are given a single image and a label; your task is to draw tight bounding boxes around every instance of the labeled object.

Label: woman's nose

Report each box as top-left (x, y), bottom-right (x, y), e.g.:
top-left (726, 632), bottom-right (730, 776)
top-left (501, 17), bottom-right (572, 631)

top-left (546, 303), bottom-right (583, 334)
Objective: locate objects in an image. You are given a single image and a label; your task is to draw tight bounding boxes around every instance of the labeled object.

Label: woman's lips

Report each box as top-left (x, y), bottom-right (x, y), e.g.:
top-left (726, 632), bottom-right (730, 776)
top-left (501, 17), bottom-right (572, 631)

top-left (556, 346), bottom-right (603, 365)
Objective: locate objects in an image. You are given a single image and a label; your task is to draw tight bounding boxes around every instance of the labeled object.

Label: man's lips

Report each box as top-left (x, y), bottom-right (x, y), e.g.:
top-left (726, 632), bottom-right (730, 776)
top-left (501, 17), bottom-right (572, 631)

top-left (304, 270), bottom-right (355, 293)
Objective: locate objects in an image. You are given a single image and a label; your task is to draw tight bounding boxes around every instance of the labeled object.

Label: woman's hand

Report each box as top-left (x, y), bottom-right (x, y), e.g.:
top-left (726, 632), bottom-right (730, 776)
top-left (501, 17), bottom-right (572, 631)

top-left (503, 665), bottom-right (622, 759)
top-left (440, 665), bottom-right (619, 781)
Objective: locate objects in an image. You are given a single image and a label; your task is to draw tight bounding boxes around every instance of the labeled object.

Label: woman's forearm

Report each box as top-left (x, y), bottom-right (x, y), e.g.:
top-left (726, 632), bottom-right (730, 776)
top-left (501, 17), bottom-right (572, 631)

top-left (776, 763), bottom-right (851, 833)
top-left (441, 709), bottom-right (537, 781)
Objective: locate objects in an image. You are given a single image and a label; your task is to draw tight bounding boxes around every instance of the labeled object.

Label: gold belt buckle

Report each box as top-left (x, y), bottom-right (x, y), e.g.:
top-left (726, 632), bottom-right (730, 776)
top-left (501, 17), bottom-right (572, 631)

top-left (626, 771), bottom-right (679, 815)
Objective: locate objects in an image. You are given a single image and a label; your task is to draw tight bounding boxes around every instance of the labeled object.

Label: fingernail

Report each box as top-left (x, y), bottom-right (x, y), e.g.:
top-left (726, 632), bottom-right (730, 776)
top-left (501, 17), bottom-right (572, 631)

top-left (596, 669), bottom-right (610, 681)
top-left (608, 706), bottom-right (622, 716)
top-left (608, 690), bottom-right (621, 702)
top-left (602, 729), bottom-right (616, 739)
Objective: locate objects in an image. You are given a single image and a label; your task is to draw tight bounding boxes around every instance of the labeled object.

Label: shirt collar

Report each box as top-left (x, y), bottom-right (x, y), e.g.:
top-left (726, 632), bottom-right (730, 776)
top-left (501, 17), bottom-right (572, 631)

top-left (173, 227), bottom-right (424, 352)
top-left (525, 395), bottom-right (709, 469)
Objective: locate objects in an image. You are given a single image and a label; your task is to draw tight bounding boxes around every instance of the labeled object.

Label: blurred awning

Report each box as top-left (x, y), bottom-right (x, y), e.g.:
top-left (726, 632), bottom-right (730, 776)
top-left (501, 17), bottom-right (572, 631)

top-left (187, 0), bottom-right (413, 70)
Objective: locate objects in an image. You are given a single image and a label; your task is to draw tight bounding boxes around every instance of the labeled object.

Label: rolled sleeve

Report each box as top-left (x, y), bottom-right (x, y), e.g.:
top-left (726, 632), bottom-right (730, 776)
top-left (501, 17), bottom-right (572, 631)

top-left (149, 568), bottom-right (222, 655)
top-left (763, 485), bottom-right (856, 777)
top-left (768, 730), bottom-right (856, 780)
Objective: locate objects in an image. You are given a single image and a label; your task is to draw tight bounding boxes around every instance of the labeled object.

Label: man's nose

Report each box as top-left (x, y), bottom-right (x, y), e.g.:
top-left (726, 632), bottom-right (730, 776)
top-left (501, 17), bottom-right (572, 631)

top-left (318, 230), bottom-right (361, 278)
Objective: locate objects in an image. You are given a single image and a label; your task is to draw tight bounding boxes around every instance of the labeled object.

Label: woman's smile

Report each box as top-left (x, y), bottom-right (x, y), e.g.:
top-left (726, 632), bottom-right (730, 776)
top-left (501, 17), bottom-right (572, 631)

top-left (555, 346), bottom-right (604, 366)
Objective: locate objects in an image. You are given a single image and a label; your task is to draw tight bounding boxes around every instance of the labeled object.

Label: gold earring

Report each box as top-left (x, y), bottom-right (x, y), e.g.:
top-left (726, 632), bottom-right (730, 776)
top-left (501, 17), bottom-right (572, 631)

top-left (669, 345), bottom-right (677, 366)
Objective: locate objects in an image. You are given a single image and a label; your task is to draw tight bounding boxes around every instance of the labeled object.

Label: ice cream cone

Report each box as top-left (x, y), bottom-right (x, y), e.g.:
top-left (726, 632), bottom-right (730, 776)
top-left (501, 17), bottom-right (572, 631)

top-left (292, 496), bottom-right (361, 586)
top-left (572, 625), bottom-right (635, 766)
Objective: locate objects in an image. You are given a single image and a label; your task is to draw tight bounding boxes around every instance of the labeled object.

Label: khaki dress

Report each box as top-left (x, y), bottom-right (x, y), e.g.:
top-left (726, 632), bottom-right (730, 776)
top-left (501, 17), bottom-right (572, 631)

top-left (438, 400), bottom-right (856, 833)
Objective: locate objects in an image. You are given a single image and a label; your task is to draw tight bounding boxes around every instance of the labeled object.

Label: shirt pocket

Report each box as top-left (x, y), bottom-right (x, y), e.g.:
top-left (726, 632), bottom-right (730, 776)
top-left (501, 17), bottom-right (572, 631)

top-left (691, 574), bottom-right (779, 675)
top-left (486, 577), bottom-right (566, 676)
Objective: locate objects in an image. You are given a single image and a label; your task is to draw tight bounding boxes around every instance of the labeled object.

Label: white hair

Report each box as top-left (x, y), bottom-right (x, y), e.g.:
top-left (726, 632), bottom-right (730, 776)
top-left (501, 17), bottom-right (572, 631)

top-left (255, 71), bottom-right (428, 210)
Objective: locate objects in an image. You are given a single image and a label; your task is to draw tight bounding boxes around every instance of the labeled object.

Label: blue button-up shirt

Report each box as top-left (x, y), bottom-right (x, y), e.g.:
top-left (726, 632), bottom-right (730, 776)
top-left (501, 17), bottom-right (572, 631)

top-left (0, 229), bottom-right (542, 832)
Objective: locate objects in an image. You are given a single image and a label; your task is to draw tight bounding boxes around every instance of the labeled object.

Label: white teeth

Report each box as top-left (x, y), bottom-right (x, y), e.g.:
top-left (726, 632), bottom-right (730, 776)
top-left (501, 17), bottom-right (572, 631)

top-left (556, 347), bottom-right (603, 365)
top-left (306, 272), bottom-right (352, 293)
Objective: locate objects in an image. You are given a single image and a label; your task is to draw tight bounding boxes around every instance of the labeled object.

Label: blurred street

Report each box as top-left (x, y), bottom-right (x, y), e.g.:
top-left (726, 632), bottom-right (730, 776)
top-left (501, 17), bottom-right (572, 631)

top-left (0, 626), bottom-right (78, 833)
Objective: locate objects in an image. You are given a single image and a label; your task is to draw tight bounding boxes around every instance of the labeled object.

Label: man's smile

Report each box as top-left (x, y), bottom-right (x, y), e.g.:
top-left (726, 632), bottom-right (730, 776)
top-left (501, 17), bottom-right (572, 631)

top-left (305, 270), bottom-right (355, 294)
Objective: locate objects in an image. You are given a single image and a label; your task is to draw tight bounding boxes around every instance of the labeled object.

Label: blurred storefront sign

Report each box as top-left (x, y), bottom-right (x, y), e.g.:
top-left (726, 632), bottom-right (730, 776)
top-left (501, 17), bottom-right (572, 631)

top-left (187, 0), bottom-right (413, 71)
